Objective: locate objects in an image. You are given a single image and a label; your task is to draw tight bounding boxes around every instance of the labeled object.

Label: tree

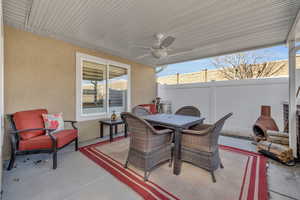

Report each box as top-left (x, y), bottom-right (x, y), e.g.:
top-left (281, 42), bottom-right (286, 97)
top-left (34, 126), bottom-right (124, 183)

top-left (210, 52), bottom-right (286, 80)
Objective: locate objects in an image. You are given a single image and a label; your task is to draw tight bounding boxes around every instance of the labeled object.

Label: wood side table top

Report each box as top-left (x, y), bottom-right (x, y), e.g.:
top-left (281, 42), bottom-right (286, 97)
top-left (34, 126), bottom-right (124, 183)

top-left (99, 119), bottom-right (124, 125)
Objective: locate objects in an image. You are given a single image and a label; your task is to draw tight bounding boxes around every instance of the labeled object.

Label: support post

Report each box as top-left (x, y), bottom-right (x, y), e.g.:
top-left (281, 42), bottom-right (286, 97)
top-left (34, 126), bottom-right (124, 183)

top-left (204, 69), bottom-right (208, 82)
top-left (288, 39), bottom-right (298, 158)
top-left (176, 73), bottom-right (179, 85)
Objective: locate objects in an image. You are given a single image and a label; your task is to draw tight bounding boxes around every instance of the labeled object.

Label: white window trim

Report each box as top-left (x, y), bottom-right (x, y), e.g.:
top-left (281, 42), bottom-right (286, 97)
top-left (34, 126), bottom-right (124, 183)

top-left (76, 52), bottom-right (131, 121)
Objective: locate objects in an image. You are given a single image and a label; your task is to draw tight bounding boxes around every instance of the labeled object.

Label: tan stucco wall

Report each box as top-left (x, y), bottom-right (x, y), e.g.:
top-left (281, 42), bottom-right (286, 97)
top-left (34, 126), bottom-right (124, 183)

top-left (3, 25), bottom-right (156, 158)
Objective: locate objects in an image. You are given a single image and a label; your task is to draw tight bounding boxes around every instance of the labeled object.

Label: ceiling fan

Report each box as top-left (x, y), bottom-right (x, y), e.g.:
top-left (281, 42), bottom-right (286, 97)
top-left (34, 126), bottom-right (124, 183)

top-left (134, 33), bottom-right (176, 60)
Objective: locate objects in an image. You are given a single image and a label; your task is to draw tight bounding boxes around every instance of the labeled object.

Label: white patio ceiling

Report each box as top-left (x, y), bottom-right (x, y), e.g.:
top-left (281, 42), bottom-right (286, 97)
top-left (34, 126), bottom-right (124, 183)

top-left (3, 0), bottom-right (300, 67)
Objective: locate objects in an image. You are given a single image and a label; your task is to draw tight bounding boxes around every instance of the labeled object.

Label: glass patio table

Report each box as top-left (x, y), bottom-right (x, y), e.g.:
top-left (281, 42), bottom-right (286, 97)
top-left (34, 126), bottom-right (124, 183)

top-left (142, 113), bottom-right (205, 175)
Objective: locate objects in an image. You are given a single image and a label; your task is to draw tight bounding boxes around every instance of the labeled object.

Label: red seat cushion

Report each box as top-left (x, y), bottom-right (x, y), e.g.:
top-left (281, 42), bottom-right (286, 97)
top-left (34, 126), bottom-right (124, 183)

top-left (55, 129), bottom-right (78, 148)
top-left (19, 134), bottom-right (52, 150)
top-left (19, 129), bottom-right (78, 151)
top-left (13, 109), bottom-right (48, 140)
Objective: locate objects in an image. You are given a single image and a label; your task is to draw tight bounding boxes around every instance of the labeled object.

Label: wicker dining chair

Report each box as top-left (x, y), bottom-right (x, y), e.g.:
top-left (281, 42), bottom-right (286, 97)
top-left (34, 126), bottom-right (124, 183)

top-left (175, 106), bottom-right (201, 117)
top-left (132, 105), bottom-right (170, 130)
top-left (132, 106), bottom-right (151, 116)
top-left (121, 112), bottom-right (173, 181)
top-left (181, 112), bottom-right (233, 182)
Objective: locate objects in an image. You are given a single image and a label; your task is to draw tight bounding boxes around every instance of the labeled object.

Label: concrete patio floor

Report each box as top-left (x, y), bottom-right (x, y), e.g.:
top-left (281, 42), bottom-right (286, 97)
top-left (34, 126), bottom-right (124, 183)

top-left (2, 135), bottom-right (300, 200)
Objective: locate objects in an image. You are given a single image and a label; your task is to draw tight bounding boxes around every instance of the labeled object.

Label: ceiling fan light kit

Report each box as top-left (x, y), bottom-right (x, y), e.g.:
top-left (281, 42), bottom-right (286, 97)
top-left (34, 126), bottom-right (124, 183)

top-left (135, 33), bottom-right (176, 60)
top-left (151, 49), bottom-right (168, 59)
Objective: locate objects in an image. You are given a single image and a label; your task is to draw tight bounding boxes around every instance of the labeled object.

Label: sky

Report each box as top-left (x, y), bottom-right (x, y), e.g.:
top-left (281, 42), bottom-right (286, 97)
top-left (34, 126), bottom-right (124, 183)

top-left (157, 45), bottom-right (289, 77)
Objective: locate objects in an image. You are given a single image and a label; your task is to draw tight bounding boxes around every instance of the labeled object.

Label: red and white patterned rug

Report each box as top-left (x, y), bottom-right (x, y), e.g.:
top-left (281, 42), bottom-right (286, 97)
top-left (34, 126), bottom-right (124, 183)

top-left (80, 136), bottom-right (268, 200)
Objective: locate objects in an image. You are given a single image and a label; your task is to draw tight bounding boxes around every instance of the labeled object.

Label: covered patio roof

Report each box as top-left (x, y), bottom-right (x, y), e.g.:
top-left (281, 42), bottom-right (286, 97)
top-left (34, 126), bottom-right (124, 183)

top-left (3, 0), bottom-right (300, 156)
top-left (3, 0), bottom-right (300, 66)
top-left (2, 1), bottom-right (300, 200)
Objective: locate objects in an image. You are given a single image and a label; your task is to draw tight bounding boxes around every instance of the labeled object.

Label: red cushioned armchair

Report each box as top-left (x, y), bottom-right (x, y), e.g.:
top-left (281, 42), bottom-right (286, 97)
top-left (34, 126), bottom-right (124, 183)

top-left (138, 104), bottom-right (158, 114)
top-left (6, 109), bottom-right (78, 170)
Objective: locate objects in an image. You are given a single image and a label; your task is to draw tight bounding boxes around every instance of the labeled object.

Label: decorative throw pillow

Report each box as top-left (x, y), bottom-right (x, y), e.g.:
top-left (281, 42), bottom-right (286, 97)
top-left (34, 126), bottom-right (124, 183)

top-left (42, 112), bottom-right (64, 133)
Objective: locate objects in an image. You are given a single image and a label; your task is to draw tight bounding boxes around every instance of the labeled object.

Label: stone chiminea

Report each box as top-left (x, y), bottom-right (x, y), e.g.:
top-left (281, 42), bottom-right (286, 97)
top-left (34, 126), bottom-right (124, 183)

top-left (253, 105), bottom-right (279, 141)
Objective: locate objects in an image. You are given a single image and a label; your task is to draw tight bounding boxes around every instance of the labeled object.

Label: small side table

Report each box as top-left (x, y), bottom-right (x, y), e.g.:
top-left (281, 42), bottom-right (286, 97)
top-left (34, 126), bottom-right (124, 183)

top-left (99, 119), bottom-right (127, 142)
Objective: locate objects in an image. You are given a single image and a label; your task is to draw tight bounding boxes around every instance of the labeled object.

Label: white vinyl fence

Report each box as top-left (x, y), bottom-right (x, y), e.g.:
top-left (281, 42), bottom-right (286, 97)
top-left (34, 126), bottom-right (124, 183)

top-left (158, 78), bottom-right (289, 137)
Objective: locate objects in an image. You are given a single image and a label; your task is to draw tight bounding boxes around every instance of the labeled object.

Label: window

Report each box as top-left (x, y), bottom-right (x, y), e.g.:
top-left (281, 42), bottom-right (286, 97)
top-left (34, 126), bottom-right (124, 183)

top-left (76, 53), bottom-right (130, 121)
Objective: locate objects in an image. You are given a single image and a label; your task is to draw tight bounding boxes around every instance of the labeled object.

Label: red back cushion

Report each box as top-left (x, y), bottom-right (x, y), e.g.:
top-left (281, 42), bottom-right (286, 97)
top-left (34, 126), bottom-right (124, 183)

top-left (139, 104), bottom-right (157, 114)
top-left (13, 109), bottom-right (48, 140)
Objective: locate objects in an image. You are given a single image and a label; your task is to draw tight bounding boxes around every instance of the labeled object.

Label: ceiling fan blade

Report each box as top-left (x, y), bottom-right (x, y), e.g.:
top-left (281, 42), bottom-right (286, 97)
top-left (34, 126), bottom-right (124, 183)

top-left (150, 58), bottom-right (160, 67)
top-left (160, 36), bottom-right (175, 48)
top-left (136, 53), bottom-right (151, 59)
top-left (168, 48), bottom-right (194, 57)
top-left (130, 45), bottom-right (152, 50)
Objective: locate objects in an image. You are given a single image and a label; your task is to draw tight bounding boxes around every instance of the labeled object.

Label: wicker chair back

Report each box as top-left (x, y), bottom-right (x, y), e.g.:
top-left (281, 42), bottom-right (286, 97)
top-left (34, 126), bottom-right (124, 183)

top-left (175, 106), bottom-right (201, 117)
top-left (132, 106), bottom-right (151, 116)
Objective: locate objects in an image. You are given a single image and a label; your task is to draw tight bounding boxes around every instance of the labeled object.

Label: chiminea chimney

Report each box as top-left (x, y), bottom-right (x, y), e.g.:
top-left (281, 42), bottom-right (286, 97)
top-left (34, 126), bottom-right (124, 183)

top-left (253, 105), bottom-right (279, 140)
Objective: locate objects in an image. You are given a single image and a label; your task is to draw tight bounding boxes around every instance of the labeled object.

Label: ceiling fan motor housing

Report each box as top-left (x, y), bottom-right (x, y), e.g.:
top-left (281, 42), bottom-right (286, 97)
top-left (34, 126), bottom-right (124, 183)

top-left (151, 49), bottom-right (168, 59)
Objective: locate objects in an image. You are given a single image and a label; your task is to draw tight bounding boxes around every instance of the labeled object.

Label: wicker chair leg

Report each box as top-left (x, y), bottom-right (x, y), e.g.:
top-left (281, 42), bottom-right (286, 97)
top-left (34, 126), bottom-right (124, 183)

top-left (168, 159), bottom-right (172, 167)
top-left (144, 171), bottom-right (149, 181)
top-left (124, 158), bottom-right (129, 168)
top-left (211, 171), bottom-right (216, 183)
top-left (169, 148), bottom-right (173, 167)
top-left (220, 162), bottom-right (224, 169)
